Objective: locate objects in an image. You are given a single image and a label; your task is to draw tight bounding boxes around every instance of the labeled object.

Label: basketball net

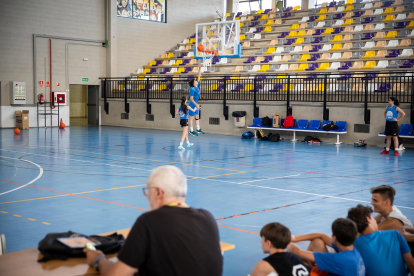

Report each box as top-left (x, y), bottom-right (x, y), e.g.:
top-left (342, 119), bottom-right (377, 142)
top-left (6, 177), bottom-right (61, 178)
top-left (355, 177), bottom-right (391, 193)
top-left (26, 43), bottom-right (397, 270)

top-left (201, 52), bottom-right (215, 67)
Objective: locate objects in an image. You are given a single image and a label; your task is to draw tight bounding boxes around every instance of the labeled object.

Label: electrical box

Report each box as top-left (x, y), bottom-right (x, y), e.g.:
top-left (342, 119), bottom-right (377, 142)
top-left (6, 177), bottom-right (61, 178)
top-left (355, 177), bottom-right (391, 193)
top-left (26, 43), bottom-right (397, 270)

top-left (10, 82), bottom-right (26, 105)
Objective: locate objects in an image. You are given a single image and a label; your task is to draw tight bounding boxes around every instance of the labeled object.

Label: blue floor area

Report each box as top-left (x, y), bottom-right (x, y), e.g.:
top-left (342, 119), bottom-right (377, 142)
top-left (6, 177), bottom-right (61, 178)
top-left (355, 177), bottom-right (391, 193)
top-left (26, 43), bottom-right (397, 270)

top-left (1, 126), bottom-right (413, 275)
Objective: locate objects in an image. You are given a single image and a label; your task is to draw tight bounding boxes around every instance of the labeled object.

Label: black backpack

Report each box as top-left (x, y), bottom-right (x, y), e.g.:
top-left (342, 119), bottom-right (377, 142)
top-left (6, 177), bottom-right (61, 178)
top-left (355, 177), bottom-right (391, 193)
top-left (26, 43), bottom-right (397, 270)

top-left (268, 133), bottom-right (280, 142)
top-left (261, 116), bottom-right (272, 127)
top-left (322, 122), bottom-right (338, 131)
top-left (38, 231), bottom-right (125, 262)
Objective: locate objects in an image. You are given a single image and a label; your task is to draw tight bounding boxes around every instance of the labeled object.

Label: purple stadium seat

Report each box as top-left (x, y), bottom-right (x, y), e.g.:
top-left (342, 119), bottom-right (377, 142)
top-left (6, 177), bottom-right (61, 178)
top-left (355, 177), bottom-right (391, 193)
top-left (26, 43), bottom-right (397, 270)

top-left (313, 29), bottom-right (324, 35)
top-left (338, 62), bottom-right (352, 70)
top-left (285, 7), bottom-right (293, 11)
top-left (328, 1), bottom-right (337, 7)
top-left (244, 57), bottom-right (256, 63)
top-left (305, 63), bottom-right (320, 71)
top-left (257, 75), bottom-right (267, 80)
top-left (213, 84), bottom-right (224, 91)
top-left (309, 44), bottom-right (322, 52)
top-left (250, 21), bottom-right (259, 27)
top-left (250, 84), bottom-right (263, 92)
top-left (334, 13), bottom-right (345, 19)
top-left (261, 56), bottom-right (273, 63)
top-left (307, 16), bottom-right (317, 22)
top-left (308, 54), bottom-right (321, 61)
top-left (278, 32), bottom-right (289, 38)
top-left (375, 83), bottom-right (392, 92)
top-left (269, 84), bottom-right (284, 92)
top-left (160, 68), bottom-right (171, 74)
top-left (183, 67), bottom-right (192, 74)
top-left (179, 52), bottom-right (188, 58)
top-left (147, 68), bottom-right (156, 74)
top-left (236, 12), bottom-right (242, 17)
top-left (381, 1), bottom-right (392, 7)
top-left (212, 58), bottom-right (220, 65)
top-left (263, 9), bottom-right (271, 14)
top-left (153, 60), bottom-right (162, 66)
top-left (252, 15), bottom-right (261, 21)
top-left (361, 17), bottom-right (373, 24)
top-left (352, 11), bottom-right (363, 18)
top-left (311, 37), bottom-right (323, 44)
top-left (337, 74), bottom-right (351, 81)
top-left (332, 27), bottom-right (344, 34)
top-left (182, 60), bottom-right (190, 65)
top-left (305, 74), bottom-right (318, 80)
top-left (284, 39), bottom-right (296, 45)
top-left (395, 22), bottom-right (408, 29)
top-left (231, 84), bottom-right (244, 92)
top-left (386, 49), bottom-right (400, 58)
top-left (400, 59), bottom-right (414, 68)
top-left (254, 27), bottom-right (264, 33)
top-left (361, 33), bottom-right (375, 40)
top-left (362, 73), bottom-right (377, 81)
top-left (282, 12), bottom-right (291, 18)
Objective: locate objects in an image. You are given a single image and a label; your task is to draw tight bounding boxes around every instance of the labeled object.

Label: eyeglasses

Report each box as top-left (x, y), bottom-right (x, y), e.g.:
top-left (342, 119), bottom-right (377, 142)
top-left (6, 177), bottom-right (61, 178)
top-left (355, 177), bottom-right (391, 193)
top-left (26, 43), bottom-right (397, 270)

top-left (142, 187), bottom-right (158, 197)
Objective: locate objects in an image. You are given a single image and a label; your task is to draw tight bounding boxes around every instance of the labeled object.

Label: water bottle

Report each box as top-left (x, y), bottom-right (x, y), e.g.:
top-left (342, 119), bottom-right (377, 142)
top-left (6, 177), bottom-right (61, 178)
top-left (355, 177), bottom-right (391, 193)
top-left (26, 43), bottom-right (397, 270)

top-left (284, 136), bottom-right (286, 141)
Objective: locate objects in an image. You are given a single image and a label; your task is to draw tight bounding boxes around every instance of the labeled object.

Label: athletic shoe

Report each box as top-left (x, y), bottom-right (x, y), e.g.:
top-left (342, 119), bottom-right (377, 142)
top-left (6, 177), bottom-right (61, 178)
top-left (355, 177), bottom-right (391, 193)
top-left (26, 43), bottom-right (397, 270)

top-left (394, 151), bottom-right (398, 156)
top-left (380, 150), bottom-right (390, 154)
top-left (178, 145), bottom-right (185, 150)
top-left (189, 131), bottom-right (198, 136)
top-left (196, 129), bottom-right (204, 134)
top-left (187, 143), bottom-right (194, 148)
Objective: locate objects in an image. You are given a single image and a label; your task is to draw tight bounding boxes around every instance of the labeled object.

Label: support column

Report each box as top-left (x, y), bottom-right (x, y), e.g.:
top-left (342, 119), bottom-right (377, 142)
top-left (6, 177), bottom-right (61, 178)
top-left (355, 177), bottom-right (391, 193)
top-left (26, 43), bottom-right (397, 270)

top-left (302, 0), bottom-right (309, 9)
top-left (107, 0), bottom-right (118, 77)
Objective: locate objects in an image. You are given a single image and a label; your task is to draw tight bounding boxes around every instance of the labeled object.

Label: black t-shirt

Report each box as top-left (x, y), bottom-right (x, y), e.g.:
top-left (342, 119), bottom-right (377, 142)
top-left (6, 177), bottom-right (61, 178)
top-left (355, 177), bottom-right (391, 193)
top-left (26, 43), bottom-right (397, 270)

top-left (118, 206), bottom-right (223, 276)
top-left (263, 252), bottom-right (311, 276)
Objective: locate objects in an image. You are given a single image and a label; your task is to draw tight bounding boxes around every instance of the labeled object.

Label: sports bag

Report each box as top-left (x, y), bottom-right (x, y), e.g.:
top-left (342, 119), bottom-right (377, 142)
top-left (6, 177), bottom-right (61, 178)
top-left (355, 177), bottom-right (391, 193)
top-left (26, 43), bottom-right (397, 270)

top-left (242, 131), bottom-right (255, 139)
top-left (322, 122), bottom-right (339, 131)
top-left (268, 133), bottom-right (280, 142)
top-left (38, 231), bottom-right (125, 262)
top-left (261, 116), bottom-right (272, 127)
top-left (282, 115), bottom-right (294, 128)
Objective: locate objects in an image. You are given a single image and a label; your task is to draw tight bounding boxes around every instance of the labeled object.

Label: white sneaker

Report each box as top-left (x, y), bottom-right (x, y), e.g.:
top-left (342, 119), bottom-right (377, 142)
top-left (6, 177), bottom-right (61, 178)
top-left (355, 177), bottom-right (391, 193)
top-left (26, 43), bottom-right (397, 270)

top-left (178, 145), bottom-right (185, 150)
top-left (187, 143), bottom-right (194, 148)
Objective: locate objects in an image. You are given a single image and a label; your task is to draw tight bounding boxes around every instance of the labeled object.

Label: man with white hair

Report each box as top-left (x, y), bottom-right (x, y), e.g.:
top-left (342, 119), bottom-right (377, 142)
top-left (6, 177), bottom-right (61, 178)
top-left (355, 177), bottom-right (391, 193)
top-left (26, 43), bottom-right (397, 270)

top-left (84, 165), bottom-right (223, 276)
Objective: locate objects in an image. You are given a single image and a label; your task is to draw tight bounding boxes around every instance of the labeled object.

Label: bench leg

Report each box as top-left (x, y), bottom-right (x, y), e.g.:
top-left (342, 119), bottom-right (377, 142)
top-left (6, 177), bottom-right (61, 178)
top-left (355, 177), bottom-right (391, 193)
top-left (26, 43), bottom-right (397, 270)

top-left (291, 131), bottom-right (298, 142)
top-left (335, 134), bottom-right (342, 145)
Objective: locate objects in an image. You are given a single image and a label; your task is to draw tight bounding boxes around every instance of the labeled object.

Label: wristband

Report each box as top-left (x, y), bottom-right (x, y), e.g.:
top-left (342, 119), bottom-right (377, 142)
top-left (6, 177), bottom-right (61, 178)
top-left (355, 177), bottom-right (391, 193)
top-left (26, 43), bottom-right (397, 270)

top-left (93, 255), bottom-right (106, 271)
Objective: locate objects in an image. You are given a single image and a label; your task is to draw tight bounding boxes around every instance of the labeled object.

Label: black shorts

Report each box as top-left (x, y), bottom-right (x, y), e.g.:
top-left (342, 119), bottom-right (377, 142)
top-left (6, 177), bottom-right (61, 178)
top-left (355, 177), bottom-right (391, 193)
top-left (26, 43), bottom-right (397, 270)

top-left (180, 119), bottom-right (188, 128)
top-left (385, 121), bottom-right (398, 136)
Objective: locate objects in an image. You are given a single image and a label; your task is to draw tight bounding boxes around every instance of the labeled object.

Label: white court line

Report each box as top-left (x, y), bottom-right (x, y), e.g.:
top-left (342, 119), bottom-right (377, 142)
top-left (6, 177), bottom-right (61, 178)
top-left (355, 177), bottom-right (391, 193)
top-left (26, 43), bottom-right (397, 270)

top-left (203, 178), bottom-right (414, 211)
top-left (238, 174), bottom-right (301, 184)
top-left (0, 156), bottom-right (43, 196)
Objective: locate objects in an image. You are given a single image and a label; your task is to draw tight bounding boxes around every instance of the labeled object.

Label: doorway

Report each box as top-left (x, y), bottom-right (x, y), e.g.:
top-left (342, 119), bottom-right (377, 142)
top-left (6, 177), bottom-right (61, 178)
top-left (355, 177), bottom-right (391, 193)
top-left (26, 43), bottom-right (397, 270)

top-left (69, 85), bottom-right (99, 126)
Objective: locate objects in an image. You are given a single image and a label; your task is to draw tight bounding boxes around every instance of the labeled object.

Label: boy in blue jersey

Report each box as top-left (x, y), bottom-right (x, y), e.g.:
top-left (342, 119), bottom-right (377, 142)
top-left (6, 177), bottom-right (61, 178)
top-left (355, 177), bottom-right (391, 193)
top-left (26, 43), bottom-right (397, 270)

top-left (188, 63), bottom-right (203, 136)
top-left (176, 96), bottom-right (196, 150)
top-left (347, 204), bottom-right (414, 276)
top-left (287, 218), bottom-right (365, 276)
top-left (381, 97), bottom-right (405, 156)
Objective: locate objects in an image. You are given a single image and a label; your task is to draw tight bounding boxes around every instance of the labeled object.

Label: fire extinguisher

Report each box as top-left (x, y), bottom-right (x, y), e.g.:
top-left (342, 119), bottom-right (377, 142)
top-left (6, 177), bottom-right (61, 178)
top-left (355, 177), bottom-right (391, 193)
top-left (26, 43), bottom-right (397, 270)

top-left (38, 93), bottom-right (44, 103)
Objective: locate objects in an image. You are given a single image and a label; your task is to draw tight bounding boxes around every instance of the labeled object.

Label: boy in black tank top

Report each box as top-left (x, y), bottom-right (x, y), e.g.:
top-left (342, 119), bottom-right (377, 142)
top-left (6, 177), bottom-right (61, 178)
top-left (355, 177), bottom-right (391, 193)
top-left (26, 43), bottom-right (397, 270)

top-left (250, 223), bottom-right (310, 276)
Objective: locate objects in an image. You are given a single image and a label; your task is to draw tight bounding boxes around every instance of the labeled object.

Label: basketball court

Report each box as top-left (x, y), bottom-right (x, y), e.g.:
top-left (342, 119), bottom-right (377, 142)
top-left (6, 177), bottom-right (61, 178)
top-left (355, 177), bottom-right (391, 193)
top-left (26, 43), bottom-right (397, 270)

top-left (1, 126), bottom-right (413, 275)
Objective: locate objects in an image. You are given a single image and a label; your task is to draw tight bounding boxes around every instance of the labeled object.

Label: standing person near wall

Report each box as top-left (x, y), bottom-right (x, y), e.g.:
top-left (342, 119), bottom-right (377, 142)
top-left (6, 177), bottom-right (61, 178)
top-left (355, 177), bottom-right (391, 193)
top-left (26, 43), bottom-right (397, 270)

top-left (188, 63), bottom-right (204, 137)
top-left (176, 96), bottom-right (196, 150)
top-left (381, 97), bottom-right (405, 156)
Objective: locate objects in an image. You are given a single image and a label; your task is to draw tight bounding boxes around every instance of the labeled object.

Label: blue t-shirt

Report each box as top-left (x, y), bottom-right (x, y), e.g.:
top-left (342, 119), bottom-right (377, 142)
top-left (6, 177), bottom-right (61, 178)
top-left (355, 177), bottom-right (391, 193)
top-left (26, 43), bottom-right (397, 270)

top-left (353, 230), bottom-right (411, 276)
top-left (386, 105), bottom-right (398, 122)
top-left (178, 105), bottom-right (188, 119)
top-left (314, 248), bottom-right (365, 276)
top-left (189, 82), bottom-right (200, 108)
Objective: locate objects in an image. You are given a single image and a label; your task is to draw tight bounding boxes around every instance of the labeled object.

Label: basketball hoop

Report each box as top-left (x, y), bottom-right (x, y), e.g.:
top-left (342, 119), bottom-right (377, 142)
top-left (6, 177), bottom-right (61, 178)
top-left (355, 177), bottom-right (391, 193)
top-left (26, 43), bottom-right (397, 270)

top-left (200, 51), bottom-right (216, 67)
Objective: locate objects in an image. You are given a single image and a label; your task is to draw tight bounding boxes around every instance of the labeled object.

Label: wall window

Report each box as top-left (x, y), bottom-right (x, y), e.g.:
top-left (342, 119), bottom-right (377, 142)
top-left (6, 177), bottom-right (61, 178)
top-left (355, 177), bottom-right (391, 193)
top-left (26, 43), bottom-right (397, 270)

top-left (117, 0), bottom-right (166, 23)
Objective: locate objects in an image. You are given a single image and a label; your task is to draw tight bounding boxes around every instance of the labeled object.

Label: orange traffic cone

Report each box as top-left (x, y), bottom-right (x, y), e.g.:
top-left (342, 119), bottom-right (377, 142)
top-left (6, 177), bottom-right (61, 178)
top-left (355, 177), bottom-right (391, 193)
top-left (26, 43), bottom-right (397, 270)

top-left (60, 118), bottom-right (65, 129)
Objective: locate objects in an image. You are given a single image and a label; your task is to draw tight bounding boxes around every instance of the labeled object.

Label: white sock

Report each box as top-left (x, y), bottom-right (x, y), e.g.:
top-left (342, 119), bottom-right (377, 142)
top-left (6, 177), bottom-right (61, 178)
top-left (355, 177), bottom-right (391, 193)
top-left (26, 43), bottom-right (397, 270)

top-left (386, 148), bottom-right (390, 151)
top-left (190, 127), bottom-right (193, 132)
top-left (196, 125), bottom-right (200, 130)
top-left (395, 148), bottom-right (398, 151)
top-left (180, 142), bottom-right (183, 146)
top-left (186, 140), bottom-right (190, 144)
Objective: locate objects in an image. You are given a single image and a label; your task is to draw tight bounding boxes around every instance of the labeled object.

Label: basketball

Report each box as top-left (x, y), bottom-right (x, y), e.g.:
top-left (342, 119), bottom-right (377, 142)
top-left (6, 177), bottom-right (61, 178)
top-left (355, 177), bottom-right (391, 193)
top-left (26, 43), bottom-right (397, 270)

top-left (14, 128), bottom-right (20, 135)
top-left (197, 44), bottom-right (204, 52)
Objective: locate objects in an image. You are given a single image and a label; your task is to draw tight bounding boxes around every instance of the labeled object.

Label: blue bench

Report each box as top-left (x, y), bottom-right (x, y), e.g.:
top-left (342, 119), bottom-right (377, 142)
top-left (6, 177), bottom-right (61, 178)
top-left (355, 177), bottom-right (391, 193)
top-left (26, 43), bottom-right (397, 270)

top-left (378, 124), bottom-right (414, 138)
top-left (248, 118), bottom-right (347, 145)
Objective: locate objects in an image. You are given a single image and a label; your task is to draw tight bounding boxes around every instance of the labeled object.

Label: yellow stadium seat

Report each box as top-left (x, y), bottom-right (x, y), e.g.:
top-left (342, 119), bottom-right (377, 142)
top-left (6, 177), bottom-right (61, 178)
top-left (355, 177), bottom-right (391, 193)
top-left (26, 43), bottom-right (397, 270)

top-left (168, 53), bottom-right (174, 58)
top-left (240, 23), bottom-right (244, 27)
top-left (264, 20), bottom-right (274, 26)
top-left (294, 5), bottom-right (301, 10)
top-left (316, 63), bottom-right (330, 70)
top-left (331, 35), bottom-right (343, 42)
top-left (344, 0), bottom-right (353, 5)
top-left (361, 51), bottom-right (375, 59)
top-left (293, 38), bottom-right (305, 45)
top-left (329, 44), bottom-right (342, 51)
top-left (207, 31), bottom-right (213, 36)
top-left (207, 84), bottom-right (218, 92)
top-left (382, 7), bottom-right (394, 14)
top-left (159, 84), bottom-right (167, 91)
top-left (406, 21), bottom-right (414, 28)
top-left (174, 68), bottom-right (185, 74)
top-left (297, 30), bottom-right (306, 36)
top-left (257, 65), bottom-right (270, 72)
top-left (114, 84), bottom-right (124, 91)
top-left (289, 24), bottom-right (300, 30)
top-left (173, 60), bottom-right (183, 66)
top-left (316, 15), bottom-right (326, 21)
top-left (262, 27), bottom-right (272, 33)
top-left (235, 17), bottom-right (240, 20)
top-left (260, 14), bottom-right (268, 20)
top-left (287, 31), bottom-right (298, 37)
top-left (344, 5), bottom-right (354, 11)
top-left (317, 8), bottom-right (327, 14)
top-left (188, 38), bottom-right (195, 44)
top-left (384, 31), bottom-right (397, 38)
top-left (298, 54), bottom-right (311, 62)
top-left (241, 84), bottom-right (254, 92)
top-left (255, 9), bottom-right (263, 15)
top-left (312, 84), bottom-right (325, 92)
top-left (383, 14), bottom-right (395, 22)
top-left (322, 28), bottom-right (334, 35)
top-left (139, 69), bottom-right (150, 74)
top-left (226, 13), bottom-right (230, 17)
top-left (295, 63), bottom-right (309, 71)
top-left (280, 84), bottom-right (294, 92)
top-left (342, 19), bottom-right (353, 25)
top-left (264, 47), bottom-right (276, 54)
top-left (361, 61), bottom-right (376, 69)
top-left (149, 61), bottom-right (156, 66)
top-left (240, 35), bottom-right (246, 41)
top-left (230, 75), bottom-right (239, 79)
